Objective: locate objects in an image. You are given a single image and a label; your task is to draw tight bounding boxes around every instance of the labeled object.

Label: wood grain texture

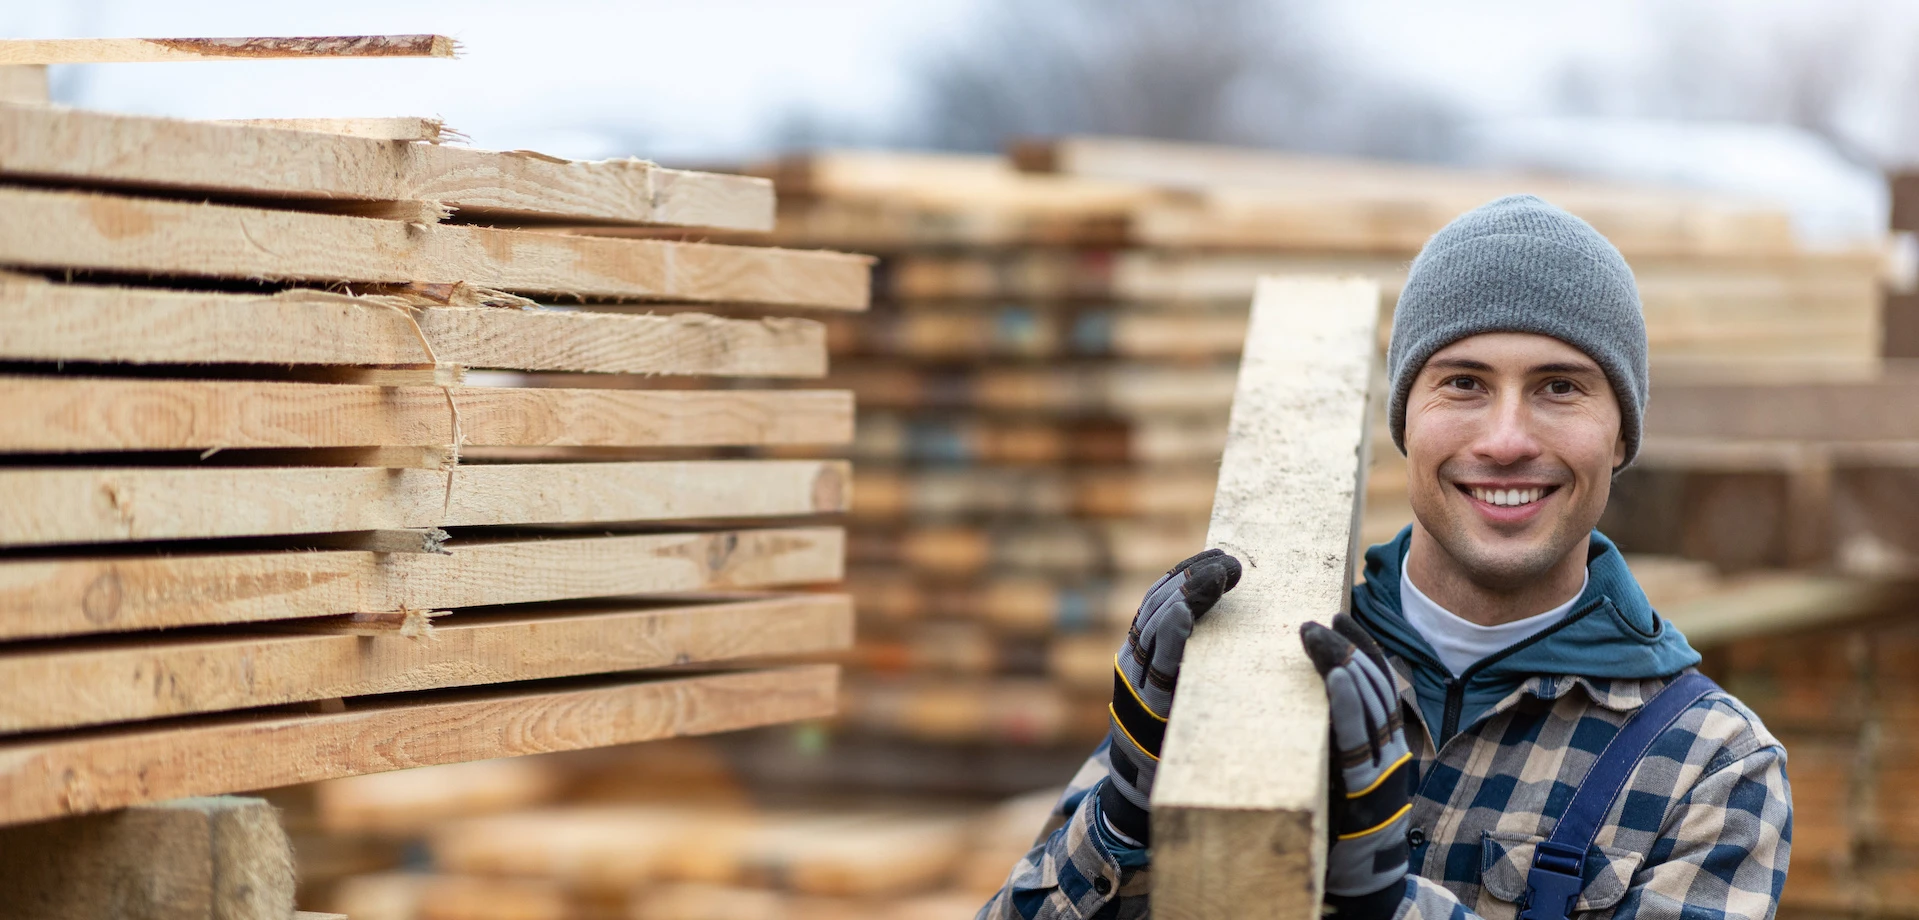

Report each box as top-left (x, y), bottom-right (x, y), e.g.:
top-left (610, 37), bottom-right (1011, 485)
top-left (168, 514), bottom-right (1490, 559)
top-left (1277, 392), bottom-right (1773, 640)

top-left (217, 115), bottom-right (453, 141)
top-left (0, 594), bottom-right (854, 732)
top-left (0, 795), bottom-right (293, 920)
top-left (0, 665), bottom-right (840, 825)
top-left (0, 65), bottom-right (47, 104)
top-left (0, 34), bottom-right (457, 64)
top-left (0, 280), bottom-right (827, 376)
top-left (1152, 277), bottom-right (1379, 920)
top-left (0, 187), bottom-right (868, 308)
top-left (0, 377), bottom-right (852, 452)
top-left (0, 106), bottom-right (773, 229)
top-left (0, 526), bottom-right (845, 640)
top-left (0, 459), bottom-right (849, 546)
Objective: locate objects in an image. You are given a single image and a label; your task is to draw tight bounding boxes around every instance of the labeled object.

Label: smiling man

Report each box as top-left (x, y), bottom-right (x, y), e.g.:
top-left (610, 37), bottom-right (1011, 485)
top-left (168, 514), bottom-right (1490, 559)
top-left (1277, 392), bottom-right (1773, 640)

top-left (979, 196), bottom-right (1791, 920)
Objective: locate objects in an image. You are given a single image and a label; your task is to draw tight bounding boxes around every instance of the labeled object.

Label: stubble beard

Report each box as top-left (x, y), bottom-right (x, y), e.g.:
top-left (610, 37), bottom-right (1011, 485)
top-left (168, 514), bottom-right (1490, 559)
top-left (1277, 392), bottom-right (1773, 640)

top-left (1410, 461), bottom-right (1603, 594)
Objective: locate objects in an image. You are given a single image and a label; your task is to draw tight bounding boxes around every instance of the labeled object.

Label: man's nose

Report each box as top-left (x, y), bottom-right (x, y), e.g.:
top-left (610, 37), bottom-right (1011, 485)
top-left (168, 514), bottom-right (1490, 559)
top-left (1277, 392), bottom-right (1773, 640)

top-left (1471, 393), bottom-right (1542, 466)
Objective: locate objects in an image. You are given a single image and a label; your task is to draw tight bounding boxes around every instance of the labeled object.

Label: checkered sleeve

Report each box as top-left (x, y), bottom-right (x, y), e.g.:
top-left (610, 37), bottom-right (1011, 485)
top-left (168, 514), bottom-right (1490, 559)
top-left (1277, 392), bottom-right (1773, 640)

top-left (1394, 742), bottom-right (1792, 920)
top-left (1610, 742), bottom-right (1792, 920)
top-left (975, 741), bottom-right (1152, 920)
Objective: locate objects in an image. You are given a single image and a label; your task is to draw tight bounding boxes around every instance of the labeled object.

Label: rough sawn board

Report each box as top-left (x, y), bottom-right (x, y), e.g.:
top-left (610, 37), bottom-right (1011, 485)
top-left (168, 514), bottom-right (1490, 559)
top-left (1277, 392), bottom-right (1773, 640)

top-left (1151, 276), bottom-right (1378, 919)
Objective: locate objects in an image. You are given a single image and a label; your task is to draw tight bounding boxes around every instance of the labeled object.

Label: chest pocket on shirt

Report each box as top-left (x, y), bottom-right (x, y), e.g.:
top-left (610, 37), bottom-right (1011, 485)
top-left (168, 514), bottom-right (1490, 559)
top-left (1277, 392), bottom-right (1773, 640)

top-left (1480, 831), bottom-right (1644, 916)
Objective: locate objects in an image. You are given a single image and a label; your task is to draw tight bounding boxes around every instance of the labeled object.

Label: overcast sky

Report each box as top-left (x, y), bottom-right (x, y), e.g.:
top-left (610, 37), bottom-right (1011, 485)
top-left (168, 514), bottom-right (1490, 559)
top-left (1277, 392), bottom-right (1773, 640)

top-left (6, 0), bottom-right (1916, 169)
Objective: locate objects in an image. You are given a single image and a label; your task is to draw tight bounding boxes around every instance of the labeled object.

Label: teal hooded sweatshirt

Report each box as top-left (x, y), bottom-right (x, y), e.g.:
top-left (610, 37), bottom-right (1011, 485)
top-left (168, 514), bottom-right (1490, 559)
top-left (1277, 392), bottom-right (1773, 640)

top-left (1349, 526), bottom-right (1701, 746)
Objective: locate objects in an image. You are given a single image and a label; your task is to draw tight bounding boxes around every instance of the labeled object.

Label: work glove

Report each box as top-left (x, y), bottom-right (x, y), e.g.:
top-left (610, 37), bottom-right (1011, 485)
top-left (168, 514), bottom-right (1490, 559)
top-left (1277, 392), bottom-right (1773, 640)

top-left (1301, 614), bottom-right (1414, 919)
top-left (1099, 548), bottom-right (1243, 846)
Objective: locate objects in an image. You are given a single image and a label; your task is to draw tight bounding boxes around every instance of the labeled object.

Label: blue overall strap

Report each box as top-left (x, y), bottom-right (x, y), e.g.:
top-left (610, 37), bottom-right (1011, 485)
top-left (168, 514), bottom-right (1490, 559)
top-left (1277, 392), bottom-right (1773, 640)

top-left (1517, 671), bottom-right (1720, 920)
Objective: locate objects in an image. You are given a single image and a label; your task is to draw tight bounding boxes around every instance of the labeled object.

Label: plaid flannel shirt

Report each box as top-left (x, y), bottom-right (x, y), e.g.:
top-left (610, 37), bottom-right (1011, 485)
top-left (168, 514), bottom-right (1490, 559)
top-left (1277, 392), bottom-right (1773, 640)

top-left (975, 663), bottom-right (1791, 920)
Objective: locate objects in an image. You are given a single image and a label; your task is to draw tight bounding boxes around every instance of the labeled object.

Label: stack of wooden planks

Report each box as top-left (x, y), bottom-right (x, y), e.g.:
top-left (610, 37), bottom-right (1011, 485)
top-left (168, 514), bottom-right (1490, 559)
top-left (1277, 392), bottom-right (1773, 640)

top-left (259, 741), bottom-right (1062, 919)
top-left (0, 35), bottom-right (871, 843)
top-left (713, 136), bottom-right (1891, 755)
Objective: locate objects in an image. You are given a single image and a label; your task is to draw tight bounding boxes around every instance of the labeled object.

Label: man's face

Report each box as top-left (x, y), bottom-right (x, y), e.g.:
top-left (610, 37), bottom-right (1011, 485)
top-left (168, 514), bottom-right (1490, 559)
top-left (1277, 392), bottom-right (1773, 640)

top-left (1403, 332), bottom-right (1625, 592)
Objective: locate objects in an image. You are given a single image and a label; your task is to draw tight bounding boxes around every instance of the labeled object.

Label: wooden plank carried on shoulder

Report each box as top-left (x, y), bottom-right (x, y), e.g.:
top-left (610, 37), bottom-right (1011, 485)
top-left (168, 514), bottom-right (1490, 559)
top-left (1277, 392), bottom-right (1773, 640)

top-left (0, 34), bottom-right (458, 64)
top-left (1152, 276), bottom-right (1379, 920)
top-left (0, 106), bottom-right (773, 230)
top-left (0, 377), bottom-right (852, 452)
top-left (0, 664), bottom-right (840, 825)
top-left (0, 594), bottom-right (854, 732)
top-left (0, 526), bottom-right (844, 640)
top-left (0, 795), bottom-right (295, 920)
top-left (0, 459), bottom-right (849, 546)
top-left (0, 187), bottom-right (868, 308)
top-left (0, 280), bottom-right (827, 376)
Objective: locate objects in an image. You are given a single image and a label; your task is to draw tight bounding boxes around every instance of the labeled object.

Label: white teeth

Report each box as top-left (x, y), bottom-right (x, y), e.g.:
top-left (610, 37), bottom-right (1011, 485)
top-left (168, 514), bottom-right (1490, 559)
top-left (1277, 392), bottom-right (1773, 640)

top-left (1473, 487), bottom-right (1544, 507)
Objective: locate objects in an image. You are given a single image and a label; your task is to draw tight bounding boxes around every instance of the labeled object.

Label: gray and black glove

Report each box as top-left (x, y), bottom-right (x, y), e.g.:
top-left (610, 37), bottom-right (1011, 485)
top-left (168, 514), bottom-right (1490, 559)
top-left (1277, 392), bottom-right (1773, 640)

top-left (1301, 613), bottom-right (1414, 918)
top-left (1100, 548), bottom-right (1243, 846)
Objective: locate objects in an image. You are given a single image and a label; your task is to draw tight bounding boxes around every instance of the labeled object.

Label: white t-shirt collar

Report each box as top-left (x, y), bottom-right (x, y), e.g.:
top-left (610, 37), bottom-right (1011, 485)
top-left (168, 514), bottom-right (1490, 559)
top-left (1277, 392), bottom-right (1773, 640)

top-left (1399, 564), bottom-right (1589, 678)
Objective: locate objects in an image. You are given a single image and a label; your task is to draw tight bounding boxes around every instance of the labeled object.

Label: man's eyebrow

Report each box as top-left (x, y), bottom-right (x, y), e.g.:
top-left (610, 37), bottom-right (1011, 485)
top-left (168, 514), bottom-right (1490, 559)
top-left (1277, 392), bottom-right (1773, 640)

top-left (1425, 358), bottom-right (1492, 371)
top-left (1531, 361), bottom-right (1603, 376)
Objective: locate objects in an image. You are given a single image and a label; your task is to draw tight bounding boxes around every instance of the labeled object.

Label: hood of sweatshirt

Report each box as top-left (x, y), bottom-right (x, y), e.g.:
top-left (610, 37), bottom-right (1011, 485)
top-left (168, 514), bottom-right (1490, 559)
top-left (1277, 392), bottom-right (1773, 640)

top-left (1349, 526), bottom-right (1701, 746)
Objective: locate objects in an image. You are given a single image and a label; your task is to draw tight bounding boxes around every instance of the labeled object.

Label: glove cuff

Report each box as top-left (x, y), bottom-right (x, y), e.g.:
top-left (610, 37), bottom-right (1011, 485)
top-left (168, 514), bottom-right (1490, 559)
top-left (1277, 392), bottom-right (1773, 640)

top-left (1098, 776), bottom-right (1152, 847)
top-left (1324, 875), bottom-right (1410, 920)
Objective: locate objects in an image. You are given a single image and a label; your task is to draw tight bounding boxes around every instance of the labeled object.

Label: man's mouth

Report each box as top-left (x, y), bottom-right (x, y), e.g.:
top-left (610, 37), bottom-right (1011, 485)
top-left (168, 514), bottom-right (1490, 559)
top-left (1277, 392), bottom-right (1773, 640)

top-left (1457, 484), bottom-right (1559, 508)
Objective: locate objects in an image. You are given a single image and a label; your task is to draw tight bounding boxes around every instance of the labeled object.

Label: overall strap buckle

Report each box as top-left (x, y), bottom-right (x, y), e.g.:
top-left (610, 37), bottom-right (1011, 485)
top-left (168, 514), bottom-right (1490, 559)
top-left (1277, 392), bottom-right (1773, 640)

top-left (1517, 841), bottom-right (1587, 920)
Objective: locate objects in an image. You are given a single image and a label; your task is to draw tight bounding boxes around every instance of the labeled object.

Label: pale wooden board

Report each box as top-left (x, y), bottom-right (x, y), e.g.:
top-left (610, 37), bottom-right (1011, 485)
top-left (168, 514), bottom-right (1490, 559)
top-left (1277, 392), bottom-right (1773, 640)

top-left (217, 116), bottom-right (452, 141)
top-left (1152, 277), bottom-right (1379, 920)
top-left (0, 664), bottom-right (839, 825)
top-left (0, 280), bottom-right (827, 375)
top-left (1012, 136), bottom-right (1798, 258)
top-left (0, 106), bottom-right (773, 230)
top-left (0, 187), bottom-right (867, 308)
top-left (0, 526), bottom-right (844, 640)
top-left (0, 377), bottom-right (852, 452)
top-left (0, 795), bottom-right (293, 920)
top-left (0, 35), bottom-right (457, 64)
top-left (0, 65), bottom-right (47, 104)
top-left (0, 459), bottom-right (848, 546)
top-left (851, 466), bottom-right (1215, 521)
top-left (0, 594), bottom-right (853, 733)
top-left (431, 804), bottom-right (971, 898)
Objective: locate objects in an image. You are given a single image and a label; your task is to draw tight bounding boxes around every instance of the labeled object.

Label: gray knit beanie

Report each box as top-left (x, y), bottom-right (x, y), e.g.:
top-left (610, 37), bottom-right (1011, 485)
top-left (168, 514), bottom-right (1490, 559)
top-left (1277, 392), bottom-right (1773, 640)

top-left (1387, 194), bottom-right (1648, 469)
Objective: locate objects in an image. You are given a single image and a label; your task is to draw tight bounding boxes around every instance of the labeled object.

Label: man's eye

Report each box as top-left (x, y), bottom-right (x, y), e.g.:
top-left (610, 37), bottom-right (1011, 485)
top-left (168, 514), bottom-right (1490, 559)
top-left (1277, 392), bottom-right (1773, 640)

top-left (1546, 380), bottom-right (1575, 395)
top-left (1449, 376), bottom-right (1477, 390)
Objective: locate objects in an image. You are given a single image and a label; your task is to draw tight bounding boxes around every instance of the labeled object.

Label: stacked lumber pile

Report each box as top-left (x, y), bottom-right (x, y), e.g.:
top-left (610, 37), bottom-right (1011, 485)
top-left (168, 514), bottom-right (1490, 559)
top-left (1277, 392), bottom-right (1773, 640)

top-left (1653, 575), bottom-right (1919, 920)
top-left (729, 137), bottom-right (1889, 757)
top-left (262, 741), bottom-right (1059, 919)
top-left (0, 36), bottom-right (870, 840)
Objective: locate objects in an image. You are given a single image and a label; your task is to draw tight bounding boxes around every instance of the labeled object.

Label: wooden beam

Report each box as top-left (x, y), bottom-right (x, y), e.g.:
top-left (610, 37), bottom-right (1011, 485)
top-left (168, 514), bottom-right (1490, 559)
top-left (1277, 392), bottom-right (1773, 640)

top-left (0, 526), bottom-right (844, 640)
top-left (0, 594), bottom-right (853, 733)
top-left (0, 377), bottom-right (852, 452)
top-left (0, 664), bottom-right (839, 825)
top-left (830, 364), bottom-right (1238, 416)
top-left (0, 106), bottom-right (773, 230)
top-left (216, 116), bottom-right (457, 142)
top-left (0, 795), bottom-right (294, 920)
top-left (0, 187), bottom-right (868, 308)
top-left (0, 280), bottom-right (827, 376)
top-left (1152, 277), bottom-right (1379, 920)
top-left (851, 467), bottom-right (1215, 521)
top-left (0, 65), bottom-right (48, 104)
top-left (0, 35), bottom-right (458, 64)
top-left (1645, 374), bottom-right (1919, 442)
top-left (0, 459), bottom-right (848, 546)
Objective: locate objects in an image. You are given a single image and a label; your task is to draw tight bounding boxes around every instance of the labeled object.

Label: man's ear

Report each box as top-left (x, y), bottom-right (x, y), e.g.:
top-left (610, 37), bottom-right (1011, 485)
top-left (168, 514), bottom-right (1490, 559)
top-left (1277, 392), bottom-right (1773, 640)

top-left (1612, 429), bottom-right (1627, 468)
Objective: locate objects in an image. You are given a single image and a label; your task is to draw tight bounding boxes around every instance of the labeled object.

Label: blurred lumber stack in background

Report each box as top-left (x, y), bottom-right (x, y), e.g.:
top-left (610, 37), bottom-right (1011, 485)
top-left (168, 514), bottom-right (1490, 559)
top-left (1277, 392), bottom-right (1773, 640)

top-left (731, 137), bottom-right (1892, 774)
top-left (0, 34), bottom-right (870, 916)
top-left (274, 742), bottom-right (1057, 918)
